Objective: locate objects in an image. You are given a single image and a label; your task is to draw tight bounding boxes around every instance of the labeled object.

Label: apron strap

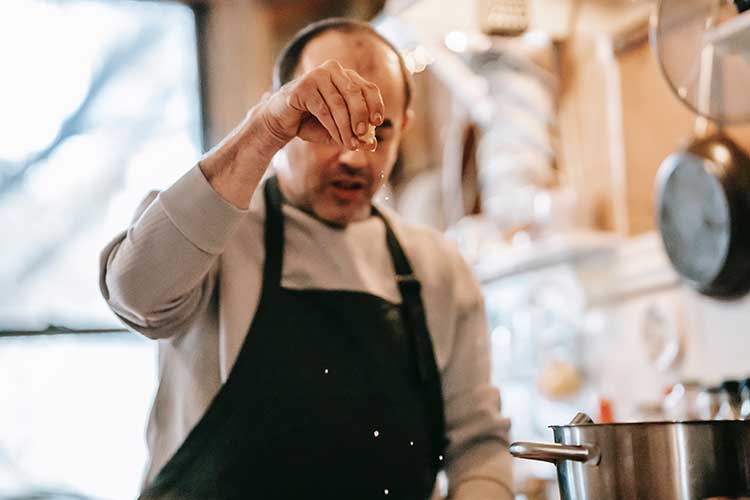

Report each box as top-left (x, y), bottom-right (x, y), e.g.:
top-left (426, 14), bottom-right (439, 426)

top-left (372, 205), bottom-right (435, 385)
top-left (262, 176), bottom-right (285, 295)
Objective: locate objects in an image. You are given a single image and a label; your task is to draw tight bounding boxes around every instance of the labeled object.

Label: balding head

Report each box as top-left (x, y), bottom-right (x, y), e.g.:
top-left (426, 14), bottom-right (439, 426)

top-left (273, 18), bottom-right (413, 110)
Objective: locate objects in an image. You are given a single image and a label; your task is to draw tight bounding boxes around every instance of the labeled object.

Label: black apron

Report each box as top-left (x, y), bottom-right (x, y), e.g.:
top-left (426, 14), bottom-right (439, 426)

top-left (139, 177), bottom-right (447, 500)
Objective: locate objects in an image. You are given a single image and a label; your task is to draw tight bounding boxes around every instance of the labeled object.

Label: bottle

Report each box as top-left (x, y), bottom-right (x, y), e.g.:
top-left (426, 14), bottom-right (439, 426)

top-left (597, 397), bottom-right (614, 424)
top-left (740, 378), bottom-right (750, 420)
top-left (697, 385), bottom-right (722, 420)
top-left (716, 380), bottom-right (741, 420)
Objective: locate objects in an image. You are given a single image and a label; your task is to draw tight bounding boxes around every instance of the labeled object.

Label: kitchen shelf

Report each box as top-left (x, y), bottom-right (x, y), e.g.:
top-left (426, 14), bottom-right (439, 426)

top-left (474, 230), bottom-right (618, 285)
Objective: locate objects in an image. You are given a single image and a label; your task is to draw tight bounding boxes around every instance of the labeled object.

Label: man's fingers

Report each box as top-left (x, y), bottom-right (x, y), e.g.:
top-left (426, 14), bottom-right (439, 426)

top-left (345, 69), bottom-right (385, 127)
top-left (298, 84), bottom-right (342, 145)
top-left (316, 73), bottom-right (357, 150)
top-left (330, 69), bottom-right (371, 139)
top-left (281, 60), bottom-right (387, 148)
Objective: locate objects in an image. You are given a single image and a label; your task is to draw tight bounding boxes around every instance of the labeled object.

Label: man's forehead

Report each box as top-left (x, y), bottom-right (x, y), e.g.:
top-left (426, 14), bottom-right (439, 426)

top-left (300, 31), bottom-right (400, 74)
top-left (298, 30), bottom-right (405, 112)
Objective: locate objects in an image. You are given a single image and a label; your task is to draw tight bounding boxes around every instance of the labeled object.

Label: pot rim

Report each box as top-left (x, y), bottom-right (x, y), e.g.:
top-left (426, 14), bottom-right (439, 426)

top-left (551, 419), bottom-right (750, 429)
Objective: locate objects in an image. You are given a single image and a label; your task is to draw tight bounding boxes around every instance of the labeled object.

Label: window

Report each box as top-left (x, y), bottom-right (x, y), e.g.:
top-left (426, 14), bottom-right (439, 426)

top-left (0, 0), bottom-right (203, 332)
top-left (0, 1), bottom-right (202, 498)
top-left (0, 332), bottom-right (157, 499)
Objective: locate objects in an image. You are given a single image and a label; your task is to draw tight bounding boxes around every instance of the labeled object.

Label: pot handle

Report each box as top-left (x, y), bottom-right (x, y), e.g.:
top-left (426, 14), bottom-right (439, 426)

top-left (509, 441), bottom-right (601, 465)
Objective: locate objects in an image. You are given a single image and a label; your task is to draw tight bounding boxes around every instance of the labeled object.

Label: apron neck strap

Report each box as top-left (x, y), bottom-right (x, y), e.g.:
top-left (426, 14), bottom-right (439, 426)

top-left (262, 176), bottom-right (285, 292)
top-left (371, 205), bottom-right (433, 384)
top-left (263, 176), bottom-right (418, 290)
top-left (370, 205), bottom-right (415, 282)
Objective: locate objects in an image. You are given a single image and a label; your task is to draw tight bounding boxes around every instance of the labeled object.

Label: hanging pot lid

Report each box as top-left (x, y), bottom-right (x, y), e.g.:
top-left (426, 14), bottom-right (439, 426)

top-left (651, 0), bottom-right (750, 124)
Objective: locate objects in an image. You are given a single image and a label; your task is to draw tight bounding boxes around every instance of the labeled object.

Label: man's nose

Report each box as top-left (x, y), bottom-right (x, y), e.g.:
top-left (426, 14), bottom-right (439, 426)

top-left (337, 147), bottom-right (369, 170)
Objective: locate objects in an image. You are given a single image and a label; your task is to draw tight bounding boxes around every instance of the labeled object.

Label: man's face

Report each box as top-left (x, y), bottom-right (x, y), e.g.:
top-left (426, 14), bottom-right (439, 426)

top-left (276, 30), bottom-right (409, 226)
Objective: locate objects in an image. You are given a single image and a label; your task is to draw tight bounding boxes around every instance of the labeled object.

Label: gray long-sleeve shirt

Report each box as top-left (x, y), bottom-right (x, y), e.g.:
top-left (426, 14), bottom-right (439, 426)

top-left (99, 164), bottom-right (513, 499)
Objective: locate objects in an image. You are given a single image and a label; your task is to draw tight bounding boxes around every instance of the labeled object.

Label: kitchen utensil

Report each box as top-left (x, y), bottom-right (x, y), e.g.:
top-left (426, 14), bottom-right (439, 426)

top-left (655, 130), bottom-right (750, 298)
top-left (652, 0), bottom-right (750, 124)
top-left (652, 0), bottom-right (750, 298)
top-left (510, 412), bottom-right (750, 500)
top-left (568, 412), bottom-right (593, 425)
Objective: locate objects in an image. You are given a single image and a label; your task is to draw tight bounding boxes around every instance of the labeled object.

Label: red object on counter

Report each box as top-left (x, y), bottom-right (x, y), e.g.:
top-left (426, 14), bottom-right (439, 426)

top-left (598, 397), bottom-right (615, 423)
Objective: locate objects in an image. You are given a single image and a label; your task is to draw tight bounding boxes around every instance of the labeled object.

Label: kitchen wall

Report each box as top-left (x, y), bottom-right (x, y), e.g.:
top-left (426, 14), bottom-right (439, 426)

top-left (583, 231), bottom-right (750, 418)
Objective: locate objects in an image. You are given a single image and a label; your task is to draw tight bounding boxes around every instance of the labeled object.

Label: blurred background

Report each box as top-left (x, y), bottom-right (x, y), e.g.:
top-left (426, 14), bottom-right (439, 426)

top-left (3, 0), bottom-right (750, 498)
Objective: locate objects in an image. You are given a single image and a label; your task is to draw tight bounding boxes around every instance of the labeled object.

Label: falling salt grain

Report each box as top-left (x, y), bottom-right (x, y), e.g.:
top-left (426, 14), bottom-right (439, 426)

top-left (324, 369), bottom-right (329, 374)
top-left (384, 489), bottom-right (389, 495)
top-left (374, 430), bottom-right (380, 437)
top-left (438, 455), bottom-right (443, 461)
top-left (409, 441), bottom-right (414, 446)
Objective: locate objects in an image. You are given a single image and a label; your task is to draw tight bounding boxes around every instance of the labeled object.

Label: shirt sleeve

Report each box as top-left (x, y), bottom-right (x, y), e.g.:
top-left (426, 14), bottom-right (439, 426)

top-left (441, 246), bottom-right (514, 499)
top-left (98, 163), bottom-right (250, 339)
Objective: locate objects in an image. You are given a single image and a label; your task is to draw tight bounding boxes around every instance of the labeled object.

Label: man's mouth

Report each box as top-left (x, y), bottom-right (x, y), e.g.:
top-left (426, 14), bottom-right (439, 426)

top-left (331, 179), bottom-right (366, 190)
top-left (329, 178), bottom-right (368, 201)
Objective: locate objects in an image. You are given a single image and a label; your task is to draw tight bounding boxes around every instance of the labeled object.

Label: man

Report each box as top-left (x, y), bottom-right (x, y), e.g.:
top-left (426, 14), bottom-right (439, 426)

top-left (100, 18), bottom-right (512, 500)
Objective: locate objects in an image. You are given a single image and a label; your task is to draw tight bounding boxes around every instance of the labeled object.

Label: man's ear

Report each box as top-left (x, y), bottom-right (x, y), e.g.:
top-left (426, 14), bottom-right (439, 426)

top-left (401, 108), bottom-right (415, 132)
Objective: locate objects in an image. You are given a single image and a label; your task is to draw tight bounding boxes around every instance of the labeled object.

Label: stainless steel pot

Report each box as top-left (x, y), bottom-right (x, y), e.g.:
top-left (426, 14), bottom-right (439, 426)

top-left (510, 414), bottom-right (750, 500)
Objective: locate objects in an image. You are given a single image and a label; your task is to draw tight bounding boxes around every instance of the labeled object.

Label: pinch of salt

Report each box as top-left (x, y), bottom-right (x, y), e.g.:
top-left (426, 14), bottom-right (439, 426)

top-left (359, 123), bottom-right (377, 145)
